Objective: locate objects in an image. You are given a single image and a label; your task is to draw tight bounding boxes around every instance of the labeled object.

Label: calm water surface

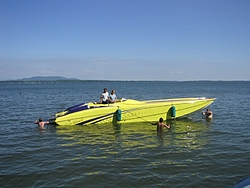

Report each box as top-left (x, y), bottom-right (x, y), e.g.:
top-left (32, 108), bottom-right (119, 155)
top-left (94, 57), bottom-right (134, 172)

top-left (0, 81), bottom-right (250, 188)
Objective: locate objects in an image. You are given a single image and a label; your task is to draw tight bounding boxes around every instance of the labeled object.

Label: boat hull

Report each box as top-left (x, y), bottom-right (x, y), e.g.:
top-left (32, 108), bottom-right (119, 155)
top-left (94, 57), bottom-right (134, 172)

top-left (49, 97), bottom-right (215, 126)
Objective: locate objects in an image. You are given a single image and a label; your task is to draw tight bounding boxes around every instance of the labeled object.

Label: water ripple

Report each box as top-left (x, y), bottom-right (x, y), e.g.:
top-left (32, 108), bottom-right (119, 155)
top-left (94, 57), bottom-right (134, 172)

top-left (1, 81), bottom-right (250, 187)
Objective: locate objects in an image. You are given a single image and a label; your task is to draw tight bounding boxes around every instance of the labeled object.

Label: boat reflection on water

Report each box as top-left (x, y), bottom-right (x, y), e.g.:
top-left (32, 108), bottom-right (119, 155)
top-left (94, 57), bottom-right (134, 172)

top-left (53, 118), bottom-right (211, 152)
top-left (165, 117), bottom-right (211, 149)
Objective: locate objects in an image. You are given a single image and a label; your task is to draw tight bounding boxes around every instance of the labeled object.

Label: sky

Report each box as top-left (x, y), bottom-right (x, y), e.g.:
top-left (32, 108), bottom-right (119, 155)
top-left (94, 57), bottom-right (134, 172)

top-left (0, 0), bottom-right (250, 81)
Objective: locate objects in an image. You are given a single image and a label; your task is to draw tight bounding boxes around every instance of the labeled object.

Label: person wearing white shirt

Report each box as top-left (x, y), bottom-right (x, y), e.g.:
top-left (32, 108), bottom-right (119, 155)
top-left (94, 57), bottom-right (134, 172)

top-left (100, 88), bottom-right (109, 104)
top-left (109, 90), bottom-right (117, 103)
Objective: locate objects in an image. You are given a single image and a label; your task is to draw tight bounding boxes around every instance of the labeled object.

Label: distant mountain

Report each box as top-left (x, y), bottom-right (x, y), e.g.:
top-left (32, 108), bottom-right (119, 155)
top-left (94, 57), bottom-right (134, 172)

top-left (19, 76), bottom-right (79, 81)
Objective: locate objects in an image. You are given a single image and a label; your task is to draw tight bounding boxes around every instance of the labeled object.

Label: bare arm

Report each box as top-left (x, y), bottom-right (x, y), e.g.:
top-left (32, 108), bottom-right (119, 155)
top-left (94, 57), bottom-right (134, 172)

top-left (164, 124), bottom-right (171, 129)
top-left (34, 120), bottom-right (49, 125)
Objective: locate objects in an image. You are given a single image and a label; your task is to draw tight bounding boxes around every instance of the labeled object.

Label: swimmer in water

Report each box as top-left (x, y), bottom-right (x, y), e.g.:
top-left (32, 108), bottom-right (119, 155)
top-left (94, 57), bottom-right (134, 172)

top-left (202, 108), bottom-right (213, 119)
top-left (151, 117), bottom-right (171, 131)
top-left (34, 118), bottom-right (49, 129)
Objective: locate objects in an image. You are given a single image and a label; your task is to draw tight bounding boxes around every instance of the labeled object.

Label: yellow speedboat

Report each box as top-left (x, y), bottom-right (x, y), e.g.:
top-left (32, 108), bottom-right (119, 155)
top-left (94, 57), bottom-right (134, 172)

top-left (49, 97), bottom-right (215, 126)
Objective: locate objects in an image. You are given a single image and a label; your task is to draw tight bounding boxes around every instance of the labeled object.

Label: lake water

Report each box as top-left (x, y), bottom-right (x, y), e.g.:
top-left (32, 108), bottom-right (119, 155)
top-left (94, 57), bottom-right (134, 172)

top-left (1, 81), bottom-right (250, 188)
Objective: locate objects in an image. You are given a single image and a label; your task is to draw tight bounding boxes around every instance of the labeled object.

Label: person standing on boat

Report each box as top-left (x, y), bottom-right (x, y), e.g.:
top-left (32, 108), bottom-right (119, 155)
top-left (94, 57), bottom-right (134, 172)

top-left (34, 118), bottom-right (49, 129)
top-left (151, 117), bottom-right (171, 131)
top-left (202, 108), bottom-right (213, 119)
top-left (100, 88), bottom-right (110, 104)
top-left (109, 90), bottom-right (117, 103)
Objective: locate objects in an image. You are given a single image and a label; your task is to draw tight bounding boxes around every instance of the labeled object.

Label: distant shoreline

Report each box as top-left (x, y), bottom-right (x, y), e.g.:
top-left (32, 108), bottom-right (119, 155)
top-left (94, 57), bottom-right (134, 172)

top-left (0, 76), bottom-right (249, 82)
top-left (0, 80), bottom-right (249, 83)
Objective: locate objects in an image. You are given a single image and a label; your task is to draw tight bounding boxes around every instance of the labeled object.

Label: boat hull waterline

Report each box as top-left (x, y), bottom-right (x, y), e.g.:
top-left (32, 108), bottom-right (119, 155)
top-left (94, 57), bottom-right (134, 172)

top-left (49, 97), bottom-right (216, 126)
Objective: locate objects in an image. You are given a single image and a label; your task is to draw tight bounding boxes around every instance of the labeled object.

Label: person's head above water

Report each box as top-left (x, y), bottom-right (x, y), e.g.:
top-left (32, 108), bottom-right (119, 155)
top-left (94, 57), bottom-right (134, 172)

top-left (159, 117), bottom-right (163, 123)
